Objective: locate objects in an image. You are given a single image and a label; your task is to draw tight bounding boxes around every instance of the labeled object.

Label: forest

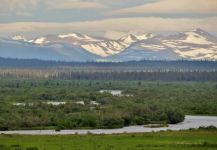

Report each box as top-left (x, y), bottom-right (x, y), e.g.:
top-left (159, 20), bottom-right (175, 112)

top-left (0, 69), bottom-right (217, 81)
top-left (0, 58), bottom-right (216, 130)
top-left (0, 79), bottom-right (216, 130)
top-left (0, 57), bottom-right (217, 71)
top-left (0, 57), bottom-right (217, 81)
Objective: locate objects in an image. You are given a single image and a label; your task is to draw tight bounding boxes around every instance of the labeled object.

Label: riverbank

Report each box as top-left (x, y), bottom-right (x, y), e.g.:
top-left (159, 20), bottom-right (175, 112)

top-left (1, 116), bottom-right (217, 135)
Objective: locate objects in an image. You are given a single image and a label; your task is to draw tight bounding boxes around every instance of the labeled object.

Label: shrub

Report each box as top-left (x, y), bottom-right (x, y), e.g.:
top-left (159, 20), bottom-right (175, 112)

top-left (167, 109), bottom-right (185, 124)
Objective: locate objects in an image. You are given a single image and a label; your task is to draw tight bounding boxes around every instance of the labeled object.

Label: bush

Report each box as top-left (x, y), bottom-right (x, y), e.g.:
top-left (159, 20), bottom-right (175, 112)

top-left (102, 117), bottom-right (124, 129)
top-left (167, 109), bottom-right (185, 124)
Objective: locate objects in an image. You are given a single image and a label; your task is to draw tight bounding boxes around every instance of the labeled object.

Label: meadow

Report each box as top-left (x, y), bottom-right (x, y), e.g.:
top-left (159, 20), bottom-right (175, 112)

top-left (0, 129), bottom-right (217, 150)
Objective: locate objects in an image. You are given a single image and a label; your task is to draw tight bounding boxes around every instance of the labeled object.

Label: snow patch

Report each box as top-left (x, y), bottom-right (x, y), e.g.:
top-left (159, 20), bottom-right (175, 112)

top-left (34, 37), bottom-right (49, 45)
top-left (58, 33), bottom-right (100, 42)
top-left (81, 41), bottom-right (129, 57)
top-left (12, 35), bottom-right (27, 42)
top-left (58, 33), bottom-right (80, 39)
top-left (81, 44), bottom-right (108, 57)
top-left (140, 44), bottom-right (166, 51)
top-left (181, 32), bottom-right (213, 45)
top-left (175, 48), bottom-right (215, 58)
top-left (120, 34), bottom-right (154, 44)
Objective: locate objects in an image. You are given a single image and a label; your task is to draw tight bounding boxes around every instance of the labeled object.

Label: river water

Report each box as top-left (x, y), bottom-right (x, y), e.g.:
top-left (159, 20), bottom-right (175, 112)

top-left (0, 115), bottom-right (217, 135)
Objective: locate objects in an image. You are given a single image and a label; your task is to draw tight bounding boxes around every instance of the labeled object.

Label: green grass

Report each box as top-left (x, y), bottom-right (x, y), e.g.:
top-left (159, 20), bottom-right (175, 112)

top-left (0, 129), bottom-right (217, 150)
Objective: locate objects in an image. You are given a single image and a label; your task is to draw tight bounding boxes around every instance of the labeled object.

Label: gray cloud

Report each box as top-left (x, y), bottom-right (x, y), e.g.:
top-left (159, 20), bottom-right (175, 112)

top-left (0, 17), bottom-right (216, 37)
top-left (0, 0), bottom-right (216, 38)
top-left (0, 0), bottom-right (39, 13)
top-left (108, 0), bottom-right (217, 15)
top-left (47, 0), bottom-right (107, 10)
top-left (15, 12), bottom-right (33, 17)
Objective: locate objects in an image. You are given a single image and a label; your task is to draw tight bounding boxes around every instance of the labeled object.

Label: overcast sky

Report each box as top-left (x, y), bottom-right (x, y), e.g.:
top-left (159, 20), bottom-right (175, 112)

top-left (0, 0), bottom-right (217, 39)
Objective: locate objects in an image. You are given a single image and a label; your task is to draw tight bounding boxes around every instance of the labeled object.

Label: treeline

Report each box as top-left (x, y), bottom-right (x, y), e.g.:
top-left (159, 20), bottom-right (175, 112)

top-left (49, 71), bottom-right (217, 81)
top-left (0, 57), bottom-right (217, 71)
top-left (0, 102), bottom-right (184, 130)
top-left (0, 69), bottom-right (217, 81)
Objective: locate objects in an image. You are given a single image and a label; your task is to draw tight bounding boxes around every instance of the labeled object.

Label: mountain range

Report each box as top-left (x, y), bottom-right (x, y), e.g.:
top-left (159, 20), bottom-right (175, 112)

top-left (0, 28), bottom-right (217, 62)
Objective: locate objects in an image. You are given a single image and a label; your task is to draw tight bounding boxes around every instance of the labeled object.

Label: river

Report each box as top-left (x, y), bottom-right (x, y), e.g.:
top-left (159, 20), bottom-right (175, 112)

top-left (0, 115), bottom-right (217, 135)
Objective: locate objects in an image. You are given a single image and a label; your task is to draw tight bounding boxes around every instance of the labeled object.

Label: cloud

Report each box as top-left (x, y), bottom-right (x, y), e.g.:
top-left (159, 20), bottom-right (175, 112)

top-left (15, 12), bottom-right (33, 17)
top-left (104, 31), bottom-right (127, 39)
top-left (0, 0), bottom-right (39, 13)
top-left (0, 13), bottom-right (8, 17)
top-left (108, 0), bottom-right (217, 15)
top-left (0, 17), bottom-right (216, 37)
top-left (48, 0), bottom-right (107, 10)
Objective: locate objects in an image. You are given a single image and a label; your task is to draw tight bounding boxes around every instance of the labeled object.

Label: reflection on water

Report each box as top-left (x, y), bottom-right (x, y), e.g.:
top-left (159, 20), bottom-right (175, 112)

top-left (99, 90), bottom-right (122, 96)
top-left (99, 90), bottom-right (132, 97)
top-left (13, 102), bottom-right (66, 106)
top-left (1, 116), bottom-right (217, 135)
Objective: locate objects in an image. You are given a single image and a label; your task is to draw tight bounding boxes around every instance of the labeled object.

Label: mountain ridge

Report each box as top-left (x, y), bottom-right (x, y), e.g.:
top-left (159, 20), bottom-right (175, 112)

top-left (1, 28), bottom-right (217, 62)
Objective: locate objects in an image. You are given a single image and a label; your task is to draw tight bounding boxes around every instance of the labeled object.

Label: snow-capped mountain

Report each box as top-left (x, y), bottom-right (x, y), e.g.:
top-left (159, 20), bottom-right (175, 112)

top-left (80, 34), bottom-right (154, 57)
top-left (0, 29), bottom-right (217, 61)
top-left (25, 33), bottom-right (153, 57)
top-left (161, 29), bottom-right (217, 60)
top-left (81, 40), bottom-right (128, 57)
top-left (119, 33), bottom-right (154, 44)
top-left (108, 29), bottom-right (217, 61)
top-left (29, 33), bottom-right (103, 45)
top-left (0, 37), bottom-right (100, 62)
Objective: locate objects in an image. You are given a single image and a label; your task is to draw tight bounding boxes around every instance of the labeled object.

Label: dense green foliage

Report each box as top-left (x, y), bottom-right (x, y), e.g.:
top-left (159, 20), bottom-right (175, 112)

top-left (0, 129), bottom-right (217, 150)
top-left (0, 79), bottom-right (216, 130)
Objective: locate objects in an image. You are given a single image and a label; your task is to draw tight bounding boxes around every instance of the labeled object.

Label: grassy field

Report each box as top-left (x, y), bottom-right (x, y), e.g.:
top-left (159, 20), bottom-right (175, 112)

top-left (0, 129), bottom-right (217, 150)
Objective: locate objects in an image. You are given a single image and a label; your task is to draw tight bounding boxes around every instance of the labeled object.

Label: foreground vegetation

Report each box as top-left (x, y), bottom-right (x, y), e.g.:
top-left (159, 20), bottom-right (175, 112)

top-left (0, 128), bottom-right (217, 150)
top-left (0, 79), bottom-right (216, 130)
